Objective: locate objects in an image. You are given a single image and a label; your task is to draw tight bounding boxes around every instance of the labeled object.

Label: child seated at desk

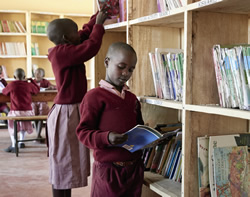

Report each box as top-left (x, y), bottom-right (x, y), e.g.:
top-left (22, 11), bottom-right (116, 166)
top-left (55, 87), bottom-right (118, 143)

top-left (2, 68), bottom-right (40, 153)
top-left (0, 65), bottom-right (10, 125)
top-left (32, 68), bottom-right (56, 139)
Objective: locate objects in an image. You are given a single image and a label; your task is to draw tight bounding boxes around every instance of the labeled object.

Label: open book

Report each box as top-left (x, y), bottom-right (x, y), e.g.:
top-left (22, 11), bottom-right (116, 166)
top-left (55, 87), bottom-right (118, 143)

top-left (114, 124), bottom-right (181, 153)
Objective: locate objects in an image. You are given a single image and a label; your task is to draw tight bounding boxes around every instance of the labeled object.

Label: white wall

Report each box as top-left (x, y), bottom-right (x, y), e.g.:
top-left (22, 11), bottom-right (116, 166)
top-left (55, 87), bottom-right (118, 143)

top-left (1, 0), bottom-right (93, 14)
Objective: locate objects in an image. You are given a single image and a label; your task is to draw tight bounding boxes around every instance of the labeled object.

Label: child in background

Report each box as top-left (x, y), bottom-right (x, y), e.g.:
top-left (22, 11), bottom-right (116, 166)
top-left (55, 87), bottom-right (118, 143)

top-left (46, 9), bottom-right (108, 197)
top-left (76, 42), bottom-right (145, 197)
top-left (2, 68), bottom-right (40, 153)
top-left (0, 65), bottom-right (10, 125)
top-left (32, 67), bottom-right (56, 139)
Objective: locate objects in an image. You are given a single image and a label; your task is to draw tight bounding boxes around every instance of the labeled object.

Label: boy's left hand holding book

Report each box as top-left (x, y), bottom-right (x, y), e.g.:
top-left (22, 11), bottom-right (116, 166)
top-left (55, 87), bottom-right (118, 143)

top-left (108, 132), bottom-right (128, 145)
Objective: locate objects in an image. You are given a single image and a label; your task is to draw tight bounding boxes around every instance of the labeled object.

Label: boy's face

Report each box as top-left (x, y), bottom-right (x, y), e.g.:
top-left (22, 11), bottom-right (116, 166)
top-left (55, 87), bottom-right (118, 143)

top-left (35, 70), bottom-right (43, 81)
top-left (105, 49), bottom-right (137, 89)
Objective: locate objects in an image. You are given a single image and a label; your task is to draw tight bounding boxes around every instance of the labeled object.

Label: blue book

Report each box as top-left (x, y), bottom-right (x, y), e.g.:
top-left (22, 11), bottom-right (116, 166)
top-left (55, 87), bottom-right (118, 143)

top-left (114, 124), bottom-right (181, 153)
top-left (166, 139), bottom-right (181, 177)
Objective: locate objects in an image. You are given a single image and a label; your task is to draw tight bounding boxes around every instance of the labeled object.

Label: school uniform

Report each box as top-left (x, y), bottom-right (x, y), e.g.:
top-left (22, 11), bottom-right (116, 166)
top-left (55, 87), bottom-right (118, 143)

top-left (47, 12), bottom-right (105, 190)
top-left (76, 80), bottom-right (145, 197)
top-left (2, 79), bottom-right (40, 135)
top-left (31, 79), bottom-right (56, 115)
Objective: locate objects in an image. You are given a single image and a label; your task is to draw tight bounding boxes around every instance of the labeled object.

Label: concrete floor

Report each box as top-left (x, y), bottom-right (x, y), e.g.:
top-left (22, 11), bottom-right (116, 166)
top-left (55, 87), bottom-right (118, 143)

top-left (0, 127), bottom-right (92, 197)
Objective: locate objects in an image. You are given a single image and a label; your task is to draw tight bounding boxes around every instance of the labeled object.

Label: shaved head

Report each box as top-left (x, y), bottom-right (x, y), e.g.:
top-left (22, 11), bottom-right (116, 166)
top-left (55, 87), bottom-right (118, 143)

top-left (106, 42), bottom-right (137, 60)
top-left (47, 18), bottom-right (78, 45)
top-left (14, 68), bottom-right (25, 80)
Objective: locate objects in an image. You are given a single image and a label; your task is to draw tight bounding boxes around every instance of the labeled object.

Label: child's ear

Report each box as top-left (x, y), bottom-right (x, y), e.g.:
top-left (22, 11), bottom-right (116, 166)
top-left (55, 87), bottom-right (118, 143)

top-left (104, 57), bottom-right (109, 68)
top-left (62, 35), bottom-right (70, 44)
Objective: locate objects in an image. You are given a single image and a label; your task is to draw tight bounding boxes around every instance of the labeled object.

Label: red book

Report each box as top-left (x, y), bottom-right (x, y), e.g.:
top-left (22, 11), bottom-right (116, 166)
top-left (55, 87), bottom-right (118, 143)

top-left (1, 20), bottom-right (10, 32)
top-left (96, 0), bottom-right (120, 23)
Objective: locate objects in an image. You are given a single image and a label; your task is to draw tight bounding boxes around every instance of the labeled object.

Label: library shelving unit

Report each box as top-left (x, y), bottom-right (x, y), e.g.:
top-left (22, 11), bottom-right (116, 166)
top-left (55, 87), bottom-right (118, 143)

top-left (93, 0), bottom-right (250, 197)
top-left (0, 10), bottom-right (95, 89)
top-left (0, 10), bottom-right (28, 79)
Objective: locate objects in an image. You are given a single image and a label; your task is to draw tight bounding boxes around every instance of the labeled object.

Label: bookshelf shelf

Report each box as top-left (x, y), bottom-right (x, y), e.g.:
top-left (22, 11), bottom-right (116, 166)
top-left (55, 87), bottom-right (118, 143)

top-left (129, 11), bottom-right (184, 27)
top-left (0, 10), bottom-right (94, 89)
top-left (31, 33), bottom-right (47, 37)
top-left (0, 55), bottom-right (26, 58)
top-left (104, 21), bottom-right (127, 31)
top-left (94, 0), bottom-right (250, 196)
top-left (185, 104), bottom-right (250, 120)
top-left (144, 172), bottom-right (181, 197)
top-left (139, 97), bottom-right (183, 110)
top-left (32, 55), bottom-right (48, 58)
top-left (0, 33), bottom-right (26, 36)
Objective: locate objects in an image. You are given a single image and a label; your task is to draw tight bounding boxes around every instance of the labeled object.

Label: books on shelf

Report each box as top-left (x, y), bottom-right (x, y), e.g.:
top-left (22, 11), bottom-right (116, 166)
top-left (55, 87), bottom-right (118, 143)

top-left (0, 20), bottom-right (26, 33)
top-left (114, 124), bottom-right (181, 153)
top-left (197, 136), bottom-right (210, 197)
top-left (141, 123), bottom-right (182, 183)
top-left (149, 48), bottom-right (184, 101)
top-left (213, 146), bottom-right (249, 197)
top-left (157, 0), bottom-right (184, 12)
top-left (31, 21), bottom-right (49, 34)
top-left (0, 42), bottom-right (26, 56)
top-left (31, 42), bottom-right (40, 56)
top-left (212, 44), bottom-right (250, 111)
top-left (198, 133), bottom-right (250, 197)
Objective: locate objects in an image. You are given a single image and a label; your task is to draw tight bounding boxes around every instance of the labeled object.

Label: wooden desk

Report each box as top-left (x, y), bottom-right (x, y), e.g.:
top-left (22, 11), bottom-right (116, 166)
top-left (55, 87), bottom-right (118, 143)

top-left (0, 115), bottom-right (48, 157)
top-left (0, 90), bottom-right (57, 102)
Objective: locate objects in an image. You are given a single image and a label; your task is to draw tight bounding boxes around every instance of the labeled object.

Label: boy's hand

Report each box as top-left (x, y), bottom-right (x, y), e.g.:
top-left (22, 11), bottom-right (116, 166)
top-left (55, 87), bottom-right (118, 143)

top-left (26, 78), bottom-right (33, 82)
top-left (96, 9), bottom-right (109, 25)
top-left (108, 132), bottom-right (128, 145)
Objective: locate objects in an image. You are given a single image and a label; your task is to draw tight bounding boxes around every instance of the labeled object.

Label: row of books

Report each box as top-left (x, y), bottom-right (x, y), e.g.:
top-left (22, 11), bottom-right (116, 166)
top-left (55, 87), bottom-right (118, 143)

top-left (149, 48), bottom-right (184, 101)
top-left (142, 123), bottom-right (182, 182)
top-left (157, 0), bottom-right (184, 12)
top-left (31, 42), bottom-right (40, 56)
top-left (0, 20), bottom-right (26, 33)
top-left (213, 44), bottom-right (250, 110)
top-left (197, 133), bottom-right (250, 197)
top-left (0, 42), bottom-right (26, 56)
top-left (97, 0), bottom-right (127, 24)
top-left (31, 21), bottom-right (49, 34)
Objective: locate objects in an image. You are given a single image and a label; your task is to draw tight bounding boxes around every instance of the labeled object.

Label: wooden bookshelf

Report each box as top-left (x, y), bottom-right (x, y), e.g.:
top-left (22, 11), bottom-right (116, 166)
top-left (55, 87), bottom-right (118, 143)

top-left (0, 10), bottom-right (95, 89)
top-left (93, 0), bottom-right (250, 196)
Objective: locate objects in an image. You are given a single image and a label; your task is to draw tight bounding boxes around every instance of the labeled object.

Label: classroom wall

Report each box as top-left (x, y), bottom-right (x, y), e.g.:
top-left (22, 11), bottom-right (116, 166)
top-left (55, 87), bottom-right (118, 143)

top-left (1, 0), bottom-right (94, 14)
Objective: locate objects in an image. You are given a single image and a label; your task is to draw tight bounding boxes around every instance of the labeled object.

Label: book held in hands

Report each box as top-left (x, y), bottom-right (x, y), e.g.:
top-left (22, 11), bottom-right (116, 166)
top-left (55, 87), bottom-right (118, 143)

top-left (114, 124), bottom-right (181, 153)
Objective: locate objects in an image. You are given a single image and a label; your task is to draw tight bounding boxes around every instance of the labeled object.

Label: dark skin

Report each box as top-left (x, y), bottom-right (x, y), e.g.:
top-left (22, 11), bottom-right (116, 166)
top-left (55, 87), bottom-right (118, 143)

top-left (47, 9), bottom-right (108, 46)
top-left (104, 47), bottom-right (137, 145)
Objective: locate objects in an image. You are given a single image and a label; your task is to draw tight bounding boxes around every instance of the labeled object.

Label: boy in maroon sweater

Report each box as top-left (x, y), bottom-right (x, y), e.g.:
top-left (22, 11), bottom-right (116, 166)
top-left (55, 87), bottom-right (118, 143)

top-left (76, 42), bottom-right (145, 197)
top-left (2, 68), bottom-right (40, 153)
top-left (46, 9), bottom-right (108, 197)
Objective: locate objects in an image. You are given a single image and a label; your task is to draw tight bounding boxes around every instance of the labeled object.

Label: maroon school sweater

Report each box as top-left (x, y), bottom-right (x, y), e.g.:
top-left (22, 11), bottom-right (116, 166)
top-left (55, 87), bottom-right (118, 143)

top-left (34, 79), bottom-right (56, 89)
top-left (76, 87), bottom-right (144, 162)
top-left (2, 79), bottom-right (40, 110)
top-left (48, 13), bottom-right (105, 104)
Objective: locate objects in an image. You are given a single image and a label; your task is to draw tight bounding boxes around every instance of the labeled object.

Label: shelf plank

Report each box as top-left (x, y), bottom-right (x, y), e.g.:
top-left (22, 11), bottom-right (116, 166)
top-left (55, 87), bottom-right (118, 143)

top-left (0, 33), bottom-right (26, 36)
top-left (31, 33), bottom-right (47, 37)
top-left (0, 55), bottom-right (26, 58)
top-left (104, 21), bottom-right (127, 32)
top-left (32, 55), bottom-right (48, 58)
top-left (185, 104), bottom-right (250, 120)
top-left (138, 96), bottom-right (183, 110)
top-left (188, 0), bottom-right (250, 14)
top-left (144, 172), bottom-right (181, 197)
top-left (129, 10), bottom-right (184, 28)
